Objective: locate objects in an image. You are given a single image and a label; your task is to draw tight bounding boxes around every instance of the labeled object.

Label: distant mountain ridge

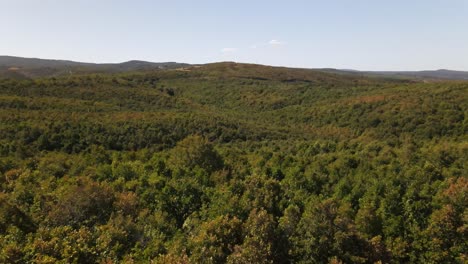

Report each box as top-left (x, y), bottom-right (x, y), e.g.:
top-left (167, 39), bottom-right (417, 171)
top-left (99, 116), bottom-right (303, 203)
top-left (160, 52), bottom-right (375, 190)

top-left (1, 55), bottom-right (467, 81)
top-left (360, 69), bottom-right (468, 80)
top-left (319, 68), bottom-right (468, 81)
top-left (0, 56), bottom-right (190, 79)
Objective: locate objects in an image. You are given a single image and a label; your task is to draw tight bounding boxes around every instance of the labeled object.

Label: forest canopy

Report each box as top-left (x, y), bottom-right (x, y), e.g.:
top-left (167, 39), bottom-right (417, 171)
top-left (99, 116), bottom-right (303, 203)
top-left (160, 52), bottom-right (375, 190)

top-left (0, 63), bottom-right (466, 263)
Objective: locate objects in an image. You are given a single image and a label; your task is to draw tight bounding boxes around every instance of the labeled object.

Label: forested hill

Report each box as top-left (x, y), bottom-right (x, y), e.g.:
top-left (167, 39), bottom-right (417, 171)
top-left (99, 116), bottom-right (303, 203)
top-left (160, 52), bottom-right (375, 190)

top-left (0, 62), bottom-right (466, 263)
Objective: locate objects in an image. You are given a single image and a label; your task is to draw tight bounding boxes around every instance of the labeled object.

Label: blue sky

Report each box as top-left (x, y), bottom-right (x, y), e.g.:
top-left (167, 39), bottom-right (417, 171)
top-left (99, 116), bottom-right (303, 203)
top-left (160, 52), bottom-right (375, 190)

top-left (1, 0), bottom-right (467, 70)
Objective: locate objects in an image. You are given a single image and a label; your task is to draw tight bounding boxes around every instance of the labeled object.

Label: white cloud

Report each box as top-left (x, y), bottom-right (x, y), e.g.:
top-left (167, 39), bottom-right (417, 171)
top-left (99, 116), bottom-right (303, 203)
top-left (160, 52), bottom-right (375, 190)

top-left (269, 39), bottom-right (285, 46)
top-left (221, 48), bottom-right (238, 53)
top-left (250, 40), bottom-right (286, 49)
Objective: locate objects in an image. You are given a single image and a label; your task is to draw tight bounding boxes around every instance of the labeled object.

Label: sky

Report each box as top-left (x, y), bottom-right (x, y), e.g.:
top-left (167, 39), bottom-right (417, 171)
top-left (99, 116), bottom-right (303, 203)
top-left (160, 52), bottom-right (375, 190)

top-left (1, 0), bottom-right (467, 71)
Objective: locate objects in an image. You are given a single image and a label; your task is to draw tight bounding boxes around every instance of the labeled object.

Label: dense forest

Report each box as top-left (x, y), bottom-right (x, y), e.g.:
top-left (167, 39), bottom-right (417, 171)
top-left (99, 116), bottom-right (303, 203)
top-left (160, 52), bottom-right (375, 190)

top-left (0, 62), bottom-right (466, 263)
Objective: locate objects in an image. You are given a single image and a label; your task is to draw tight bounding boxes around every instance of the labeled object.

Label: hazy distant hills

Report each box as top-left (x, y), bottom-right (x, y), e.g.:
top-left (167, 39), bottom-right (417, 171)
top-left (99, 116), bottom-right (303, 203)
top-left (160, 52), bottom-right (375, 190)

top-left (337, 69), bottom-right (468, 81)
top-left (371, 69), bottom-right (468, 80)
top-left (0, 56), bottom-right (190, 79)
top-left (1, 55), bottom-right (468, 81)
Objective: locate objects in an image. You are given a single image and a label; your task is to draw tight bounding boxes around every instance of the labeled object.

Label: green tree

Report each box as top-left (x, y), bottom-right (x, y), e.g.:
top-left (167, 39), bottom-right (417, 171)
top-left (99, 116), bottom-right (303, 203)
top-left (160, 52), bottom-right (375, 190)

top-left (168, 135), bottom-right (223, 174)
top-left (189, 215), bottom-right (243, 263)
top-left (47, 177), bottom-right (114, 227)
top-left (291, 198), bottom-right (371, 263)
top-left (227, 209), bottom-right (284, 264)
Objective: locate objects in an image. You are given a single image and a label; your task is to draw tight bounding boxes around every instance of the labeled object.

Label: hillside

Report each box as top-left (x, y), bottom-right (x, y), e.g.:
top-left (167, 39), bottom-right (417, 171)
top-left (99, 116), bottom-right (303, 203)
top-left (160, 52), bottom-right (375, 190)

top-left (0, 63), bottom-right (466, 263)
